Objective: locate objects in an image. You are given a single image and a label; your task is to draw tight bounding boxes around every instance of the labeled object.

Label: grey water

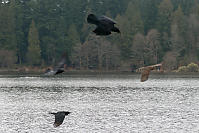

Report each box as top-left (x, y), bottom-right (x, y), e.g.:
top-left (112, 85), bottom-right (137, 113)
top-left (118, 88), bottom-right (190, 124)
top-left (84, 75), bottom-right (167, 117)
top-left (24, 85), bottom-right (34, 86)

top-left (1, 74), bottom-right (199, 133)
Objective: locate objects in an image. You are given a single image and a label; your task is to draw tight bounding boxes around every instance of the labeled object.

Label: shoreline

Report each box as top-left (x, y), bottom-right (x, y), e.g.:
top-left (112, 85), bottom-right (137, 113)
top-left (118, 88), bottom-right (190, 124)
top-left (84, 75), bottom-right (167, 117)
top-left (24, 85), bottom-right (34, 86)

top-left (0, 68), bottom-right (199, 76)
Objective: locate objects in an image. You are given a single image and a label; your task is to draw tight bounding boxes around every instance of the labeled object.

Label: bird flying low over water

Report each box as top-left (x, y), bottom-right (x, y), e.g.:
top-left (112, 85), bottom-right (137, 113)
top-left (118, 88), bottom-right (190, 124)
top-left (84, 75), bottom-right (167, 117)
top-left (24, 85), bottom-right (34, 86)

top-left (44, 54), bottom-right (66, 76)
top-left (138, 64), bottom-right (162, 82)
top-left (87, 14), bottom-right (120, 36)
top-left (49, 111), bottom-right (71, 127)
top-left (140, 66), bottom-right (155, 82)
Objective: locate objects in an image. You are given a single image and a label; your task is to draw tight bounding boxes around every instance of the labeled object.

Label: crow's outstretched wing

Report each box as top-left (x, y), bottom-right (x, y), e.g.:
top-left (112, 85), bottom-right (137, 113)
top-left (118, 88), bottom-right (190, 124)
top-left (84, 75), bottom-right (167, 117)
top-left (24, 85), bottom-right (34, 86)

top-left (53, 113), bottom-right (65, 127)
top-left (99, 16), bottom-right (117, 25)
top-left (53, 54), bottom-right (66, 75)
top-left (44, 69), bottom-right (56, 76)
top-left (50, 111), bottom-right (71, 127)
top-left (44, 54), bottom-right (66, 76)
top-left (54, 57), bottom-right (65, 71)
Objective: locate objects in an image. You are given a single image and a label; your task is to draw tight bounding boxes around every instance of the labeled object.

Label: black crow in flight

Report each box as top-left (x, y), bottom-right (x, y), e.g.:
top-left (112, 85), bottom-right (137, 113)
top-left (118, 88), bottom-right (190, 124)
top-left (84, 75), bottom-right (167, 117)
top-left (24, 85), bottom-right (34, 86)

top-left (44, 54), bottom-right (66, 76)
top-left (49, 111), bottom-right (71, 127)
top-left (87, 14), bottom-right (120, 36)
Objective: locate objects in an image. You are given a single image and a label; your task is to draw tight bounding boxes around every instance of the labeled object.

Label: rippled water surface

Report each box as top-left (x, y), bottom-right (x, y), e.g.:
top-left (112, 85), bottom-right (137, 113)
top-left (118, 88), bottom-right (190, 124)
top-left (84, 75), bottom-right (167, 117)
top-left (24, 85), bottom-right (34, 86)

top-left (1, 74), bottom-right (199, 133)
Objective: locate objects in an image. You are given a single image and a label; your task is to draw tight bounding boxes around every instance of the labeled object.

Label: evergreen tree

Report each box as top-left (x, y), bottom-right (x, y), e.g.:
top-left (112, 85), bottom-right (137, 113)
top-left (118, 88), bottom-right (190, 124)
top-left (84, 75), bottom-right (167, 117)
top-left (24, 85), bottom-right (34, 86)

top-left (15, 0), bottom-right (27, 64)
top-left (172, 6), bottom-right (186, 37)
top-left (125, 1), bottom-right (144, 36)
top-left (0, 1), bottom-right (17, 50)
top-left (170, 6), bottom-right (186, 58)
top-left (26, 20), bottom-right (41, 66)
top-left (68, 24), bottom-right (80, 47)
top-left (156, 0), bottom-right (174, 35)
top-left (171, 0), bottom-right (195, 15)
top-left (114, 1), bottom-right (144, 60)
top-left (131, 33), bottom-right (146, 67)
top-left (2, 0), bottom-right (199, 70)
top-left (41, 36), bottom-right (56, 65)
top-left (140, 0), bottom-right (160, 34)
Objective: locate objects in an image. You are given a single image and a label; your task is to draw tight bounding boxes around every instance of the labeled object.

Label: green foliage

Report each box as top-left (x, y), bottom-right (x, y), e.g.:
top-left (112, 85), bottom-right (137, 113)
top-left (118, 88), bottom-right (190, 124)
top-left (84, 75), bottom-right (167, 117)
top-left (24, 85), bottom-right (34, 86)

top-left (187, 62), bottom-right (199, 72)
top-left (68, 24), bottom-right (80, 56)
top-left (170, 6), bottom-right (186, 57)
top-left (140, 0), bottom-right (160, 34)
top-left (177, 63), bottom-right (199, 72)
top-left (156, 0), bottom-right (173, 34)
top-left (125, 1), bottom-right (144, 35)
top-left (172, 6), bottom-right (187, 36)
top-left (27, 44), bottom-right (41, 66)
top-left (177, 66), bottom-right (188, 72)
top-left (26, 20), bottom-right (41, 66)
top-left (0, 1), bottom-right (16, 50)
top-left (1, 0), bottom-right (199, 70)
top-left (68, 24), bottom-right (80, 45)
top-left (171, 0), bottom-right (195, 15)
top-left (114, 1), bottom-right (144, 60)
top-left (41, 36), bottom-right (56, 64)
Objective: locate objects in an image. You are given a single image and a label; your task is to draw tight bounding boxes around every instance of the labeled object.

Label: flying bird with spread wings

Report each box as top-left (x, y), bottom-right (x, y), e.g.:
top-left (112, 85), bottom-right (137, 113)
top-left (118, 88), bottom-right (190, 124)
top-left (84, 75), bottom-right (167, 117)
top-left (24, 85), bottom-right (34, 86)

top-left (139, 64), bottom-right (162, 82)
top-left (49, 111), bottom-right (71, 127)
top-left (44, 54), bottom-right (66, 76)
top-left (87, 14), bottom-right (120, 36)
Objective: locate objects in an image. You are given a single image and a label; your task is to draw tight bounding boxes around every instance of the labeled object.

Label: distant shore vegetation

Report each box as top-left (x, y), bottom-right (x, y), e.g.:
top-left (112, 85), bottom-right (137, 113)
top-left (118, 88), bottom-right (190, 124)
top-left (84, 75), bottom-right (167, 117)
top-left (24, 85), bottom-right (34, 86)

top-left (176, 63), bottom-right (199, 73)
top-left (1, 0), bottom-right (199, 72)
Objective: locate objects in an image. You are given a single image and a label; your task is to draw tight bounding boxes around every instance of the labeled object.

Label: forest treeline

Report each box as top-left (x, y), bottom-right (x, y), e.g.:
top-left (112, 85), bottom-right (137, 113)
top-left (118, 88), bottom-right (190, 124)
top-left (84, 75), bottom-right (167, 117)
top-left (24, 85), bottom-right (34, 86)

top-left (1, 0), bottom-right (199, 71)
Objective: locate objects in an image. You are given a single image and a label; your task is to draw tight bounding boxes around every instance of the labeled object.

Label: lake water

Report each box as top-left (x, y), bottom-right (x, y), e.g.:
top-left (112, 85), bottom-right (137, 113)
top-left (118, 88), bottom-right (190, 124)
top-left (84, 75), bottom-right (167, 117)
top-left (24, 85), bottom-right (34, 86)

top-left (0, 74), bottom-right (199, 133)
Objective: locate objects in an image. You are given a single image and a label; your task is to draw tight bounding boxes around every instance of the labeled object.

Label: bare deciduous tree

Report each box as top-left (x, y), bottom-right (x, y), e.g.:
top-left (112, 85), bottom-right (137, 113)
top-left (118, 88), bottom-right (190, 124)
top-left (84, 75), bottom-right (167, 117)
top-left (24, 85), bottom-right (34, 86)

top-left (162, 51), bottom-right (178, 70)
top-left (186, 14), bottom-right (199, 62)
top-left (146, 29), bottom-right (160, 64)
top-left (72, 34), bottom-right (120, 71)
top-left (0, 50), bottom-right (17, 68)
top-left (70, 43), bottom-right (82, 69)
top-left (131, 33), bottom-right (146, 67)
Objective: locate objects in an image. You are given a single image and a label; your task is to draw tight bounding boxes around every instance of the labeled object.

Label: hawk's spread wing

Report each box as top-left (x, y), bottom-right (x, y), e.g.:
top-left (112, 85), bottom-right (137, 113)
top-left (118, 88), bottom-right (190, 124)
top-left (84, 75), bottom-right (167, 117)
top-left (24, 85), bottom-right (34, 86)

top-left (141, 66), bottom-right (155, 82)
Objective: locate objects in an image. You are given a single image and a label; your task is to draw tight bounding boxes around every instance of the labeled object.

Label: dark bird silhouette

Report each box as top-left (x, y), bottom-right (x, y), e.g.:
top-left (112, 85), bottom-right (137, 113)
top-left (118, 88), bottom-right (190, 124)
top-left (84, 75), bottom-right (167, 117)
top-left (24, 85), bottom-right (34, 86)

top-left (87, 14), bottom-right (120, 36)
top-left (50, 111), bottom-right (71, 127)
top-left (139, 64), bottom-right (163, 82)
top-left (44, 54), bottom-right (66, 76)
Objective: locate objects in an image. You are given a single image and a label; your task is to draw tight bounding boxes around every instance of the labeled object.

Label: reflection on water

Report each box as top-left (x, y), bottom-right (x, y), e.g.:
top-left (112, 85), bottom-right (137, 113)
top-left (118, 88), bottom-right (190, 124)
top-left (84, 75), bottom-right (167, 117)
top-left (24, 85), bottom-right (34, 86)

top-left (0, 74), bottom-right (199, 133)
